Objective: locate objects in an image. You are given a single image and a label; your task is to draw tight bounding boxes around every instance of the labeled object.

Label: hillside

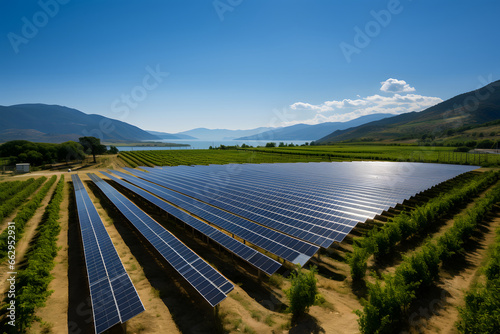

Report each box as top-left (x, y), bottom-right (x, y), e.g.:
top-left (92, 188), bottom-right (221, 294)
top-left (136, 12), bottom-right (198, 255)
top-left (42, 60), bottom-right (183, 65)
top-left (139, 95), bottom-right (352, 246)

top-left (0, 104), bottom-right (159, 143)
top-left (146, 130), bottom-right (197, 140)
top-left (316, 80), bottom-right (500, 143)
top-left (236, 113), bottom-right (392, 140)
top-left (176, 127), bottom-right (274, 140)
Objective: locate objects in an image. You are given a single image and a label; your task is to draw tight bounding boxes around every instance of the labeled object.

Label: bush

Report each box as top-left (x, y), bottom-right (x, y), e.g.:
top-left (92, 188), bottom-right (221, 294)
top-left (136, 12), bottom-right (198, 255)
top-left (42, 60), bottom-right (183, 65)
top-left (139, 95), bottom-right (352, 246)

top-left (348, 248), bottom-right (369, 281)
top-left (285, 265), bottom-right (319, 317)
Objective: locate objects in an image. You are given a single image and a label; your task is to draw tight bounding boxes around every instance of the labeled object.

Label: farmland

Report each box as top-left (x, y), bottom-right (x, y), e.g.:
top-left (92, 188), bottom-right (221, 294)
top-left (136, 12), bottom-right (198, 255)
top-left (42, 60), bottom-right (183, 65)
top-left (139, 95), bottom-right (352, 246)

top-left (0, 152), bottom-right (499, 333)
top-left (118, 144), bottom-right (500, 168)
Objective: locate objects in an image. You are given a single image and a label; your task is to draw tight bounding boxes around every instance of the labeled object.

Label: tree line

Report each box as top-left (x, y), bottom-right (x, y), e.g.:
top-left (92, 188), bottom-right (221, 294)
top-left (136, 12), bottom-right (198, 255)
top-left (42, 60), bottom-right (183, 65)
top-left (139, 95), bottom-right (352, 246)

top-left (0, 137), bottom-right (118, 166)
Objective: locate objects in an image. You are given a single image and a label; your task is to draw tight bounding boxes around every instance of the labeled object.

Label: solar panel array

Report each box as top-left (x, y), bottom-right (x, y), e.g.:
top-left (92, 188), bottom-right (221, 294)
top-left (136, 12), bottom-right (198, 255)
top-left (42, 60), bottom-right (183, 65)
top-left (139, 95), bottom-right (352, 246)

top-left (109, 170), bottom-right (318, 265)
top-left (87, 173), bottom-right (234, 306)
top-left (126, 161), bottom-right (478, 248)
top-left (72, 174), bottom-right (144, 334)
top-left (100, 171), bottom-right (282, 275)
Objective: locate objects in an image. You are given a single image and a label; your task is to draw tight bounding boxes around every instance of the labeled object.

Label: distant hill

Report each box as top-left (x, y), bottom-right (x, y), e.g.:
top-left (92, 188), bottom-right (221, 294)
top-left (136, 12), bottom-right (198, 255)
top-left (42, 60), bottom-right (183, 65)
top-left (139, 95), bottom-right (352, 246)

top-left (177, 127), bottom-right (275, 140)
top-left (236, 113), bottom-right (393, 141)
top-left (146, 130), bottom-right (197, 140)
top-left (0, 104), bottom-right (159, 143)
top-left (316, 80), bottom-right (500, 143)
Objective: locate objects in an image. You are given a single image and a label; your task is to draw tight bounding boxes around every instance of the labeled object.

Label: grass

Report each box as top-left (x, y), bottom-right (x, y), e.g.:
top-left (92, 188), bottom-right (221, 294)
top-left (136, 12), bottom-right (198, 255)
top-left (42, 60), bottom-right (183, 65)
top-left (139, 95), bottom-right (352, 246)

top-left (264, 314), bottom-right (275, 326)
top-left (243, 324), bottom-right (256, 333)
top-left (230, 292), bottom-right (252, 310)
top-left (315, 294), bottom-right (335, 311)
top-left (250, 310), bottom-right (262, 321)
top-left (231, 317), bottom-right (243, 330)
top-left (268, 273), bottom-right (285, 288)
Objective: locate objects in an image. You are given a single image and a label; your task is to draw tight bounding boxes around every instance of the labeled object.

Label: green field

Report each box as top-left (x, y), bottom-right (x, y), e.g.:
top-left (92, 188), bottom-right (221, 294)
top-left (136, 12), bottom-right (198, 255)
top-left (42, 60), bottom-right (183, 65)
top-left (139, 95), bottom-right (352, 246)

top-left (118, 144), bottom-right (500, 167)
top-left (118, 149), bottom-right (331, 167)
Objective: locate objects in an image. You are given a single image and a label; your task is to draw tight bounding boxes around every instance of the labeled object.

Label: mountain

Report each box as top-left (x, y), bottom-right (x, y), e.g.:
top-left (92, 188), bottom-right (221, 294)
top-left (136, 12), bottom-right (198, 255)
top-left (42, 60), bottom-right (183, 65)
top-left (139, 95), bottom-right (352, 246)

top-left (236, 114), bottom-right (393, 141)
top-left (146, 130), bottom-right (197, 140)
top-left (0, 104), bottom-right (160, 143)
top-left (176, 127), bottom-right (275, 140)
top-left (316, 80), bottom-right (500, 143)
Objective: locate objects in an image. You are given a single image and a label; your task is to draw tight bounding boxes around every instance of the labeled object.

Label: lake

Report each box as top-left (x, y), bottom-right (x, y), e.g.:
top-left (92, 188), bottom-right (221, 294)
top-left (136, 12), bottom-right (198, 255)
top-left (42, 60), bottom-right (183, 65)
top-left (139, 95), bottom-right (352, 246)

top-left (115, 139), bottom-right (313, 151)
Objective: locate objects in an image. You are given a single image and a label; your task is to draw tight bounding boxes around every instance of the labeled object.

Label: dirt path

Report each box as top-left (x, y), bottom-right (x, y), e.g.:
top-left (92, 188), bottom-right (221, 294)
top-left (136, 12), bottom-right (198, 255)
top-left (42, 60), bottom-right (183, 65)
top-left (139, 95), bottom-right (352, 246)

top-left (0, 176), bottom-right (59, 294)
top-left (421, 211), bottom-right (500, 334)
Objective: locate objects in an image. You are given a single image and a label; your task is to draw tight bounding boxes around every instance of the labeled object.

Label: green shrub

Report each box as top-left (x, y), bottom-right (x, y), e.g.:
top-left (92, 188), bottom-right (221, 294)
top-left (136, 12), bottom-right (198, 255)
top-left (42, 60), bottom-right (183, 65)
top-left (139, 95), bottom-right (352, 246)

top-left (285, 265), bottom-right (319, 317)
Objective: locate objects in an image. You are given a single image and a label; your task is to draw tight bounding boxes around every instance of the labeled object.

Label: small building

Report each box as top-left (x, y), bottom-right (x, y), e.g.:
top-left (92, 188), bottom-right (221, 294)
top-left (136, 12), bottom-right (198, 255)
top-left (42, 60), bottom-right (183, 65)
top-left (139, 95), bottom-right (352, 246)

top-left (16, 163), bottom-right (30, 173)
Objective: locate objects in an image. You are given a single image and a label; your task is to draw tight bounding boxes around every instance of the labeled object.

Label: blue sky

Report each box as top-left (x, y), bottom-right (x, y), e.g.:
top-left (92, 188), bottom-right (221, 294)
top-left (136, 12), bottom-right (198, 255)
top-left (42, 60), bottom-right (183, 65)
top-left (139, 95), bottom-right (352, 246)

top-left (1, 0), bottom-right (499, 133)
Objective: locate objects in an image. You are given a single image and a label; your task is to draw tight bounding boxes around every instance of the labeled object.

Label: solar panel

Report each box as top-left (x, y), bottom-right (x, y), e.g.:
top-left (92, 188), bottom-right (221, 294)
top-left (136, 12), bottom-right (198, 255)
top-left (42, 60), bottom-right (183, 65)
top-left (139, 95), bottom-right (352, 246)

top-left (72, 175), bottom-right (144, 334)
top-left (125, 161), bottom-right (478, 247)
top-left (109, 170), bottom-right (318, 265)
top-left (87, 173), bottom-right (234, 306)
top-left (100, 171), bottom-right (282, 275)
top-left (125, 167), bottom-right (338, 247)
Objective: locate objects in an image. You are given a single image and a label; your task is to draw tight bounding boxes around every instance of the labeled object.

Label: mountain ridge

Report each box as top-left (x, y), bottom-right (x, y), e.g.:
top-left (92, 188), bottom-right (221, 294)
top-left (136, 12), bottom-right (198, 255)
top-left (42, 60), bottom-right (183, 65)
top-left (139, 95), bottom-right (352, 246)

top-left (0, 104), bottom-right (159, 143)
top-left (236, 113), bottom-right (394, 140)
top-left (316, 80), bottom-right (500, 143)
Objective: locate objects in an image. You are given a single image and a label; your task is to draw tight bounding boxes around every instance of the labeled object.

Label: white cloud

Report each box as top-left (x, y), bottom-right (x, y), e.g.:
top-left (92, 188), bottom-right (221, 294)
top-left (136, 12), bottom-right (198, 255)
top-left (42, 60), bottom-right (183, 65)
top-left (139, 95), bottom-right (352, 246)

top-left (285, 92), bottom-right (442, 126)
top-left (380, 78), bottom-right (416, 93)
top-left (291, 98), bottom-right (369, 113)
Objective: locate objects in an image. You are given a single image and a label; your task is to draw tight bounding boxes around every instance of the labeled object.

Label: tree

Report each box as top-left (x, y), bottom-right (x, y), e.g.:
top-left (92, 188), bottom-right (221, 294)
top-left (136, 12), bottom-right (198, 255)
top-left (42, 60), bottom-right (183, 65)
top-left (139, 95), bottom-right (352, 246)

top-left (58, 141), bottom-right (85, 162)
top-left (285, 265), bottom-right (319, 318)
top-left (78, 136), bottom-right (107, 163)
top-left (265, 142), bottom-right (276, 148)
top-left (108, 145), bottom-right (119, 154)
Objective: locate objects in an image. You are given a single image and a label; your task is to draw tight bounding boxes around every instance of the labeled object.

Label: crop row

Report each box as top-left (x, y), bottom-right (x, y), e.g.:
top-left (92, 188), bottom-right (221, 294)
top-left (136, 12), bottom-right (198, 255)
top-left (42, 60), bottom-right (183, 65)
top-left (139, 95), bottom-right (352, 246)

top-left (118, 149), bottom-right (330, 167)
top-left (456, 204), bottom-right (500, 332)
top-left (0, 179), bottom-right (36, 203)
top-left (6, 176), bottom-right (65, 332)
top-left (357, 179), bottom-right (500, 333)
top-left (0, 177), bottom-right (46, 224)
top-left (0, 175), bottom-right (57, 262)
top-left (348, 170), bottom-right (500, 280)
top-left (245, 146), bottom-right (500, 166)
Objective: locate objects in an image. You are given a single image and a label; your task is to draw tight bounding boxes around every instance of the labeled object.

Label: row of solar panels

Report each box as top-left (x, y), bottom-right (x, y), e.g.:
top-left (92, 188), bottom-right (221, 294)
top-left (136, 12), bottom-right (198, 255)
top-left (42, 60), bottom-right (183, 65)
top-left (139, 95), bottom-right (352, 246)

top-left (126, 162), bottom-right (478, 248)
top-left (72, 175), bottom-right (145, 334)
top-left (73, 173), bottom-right (247, 333)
